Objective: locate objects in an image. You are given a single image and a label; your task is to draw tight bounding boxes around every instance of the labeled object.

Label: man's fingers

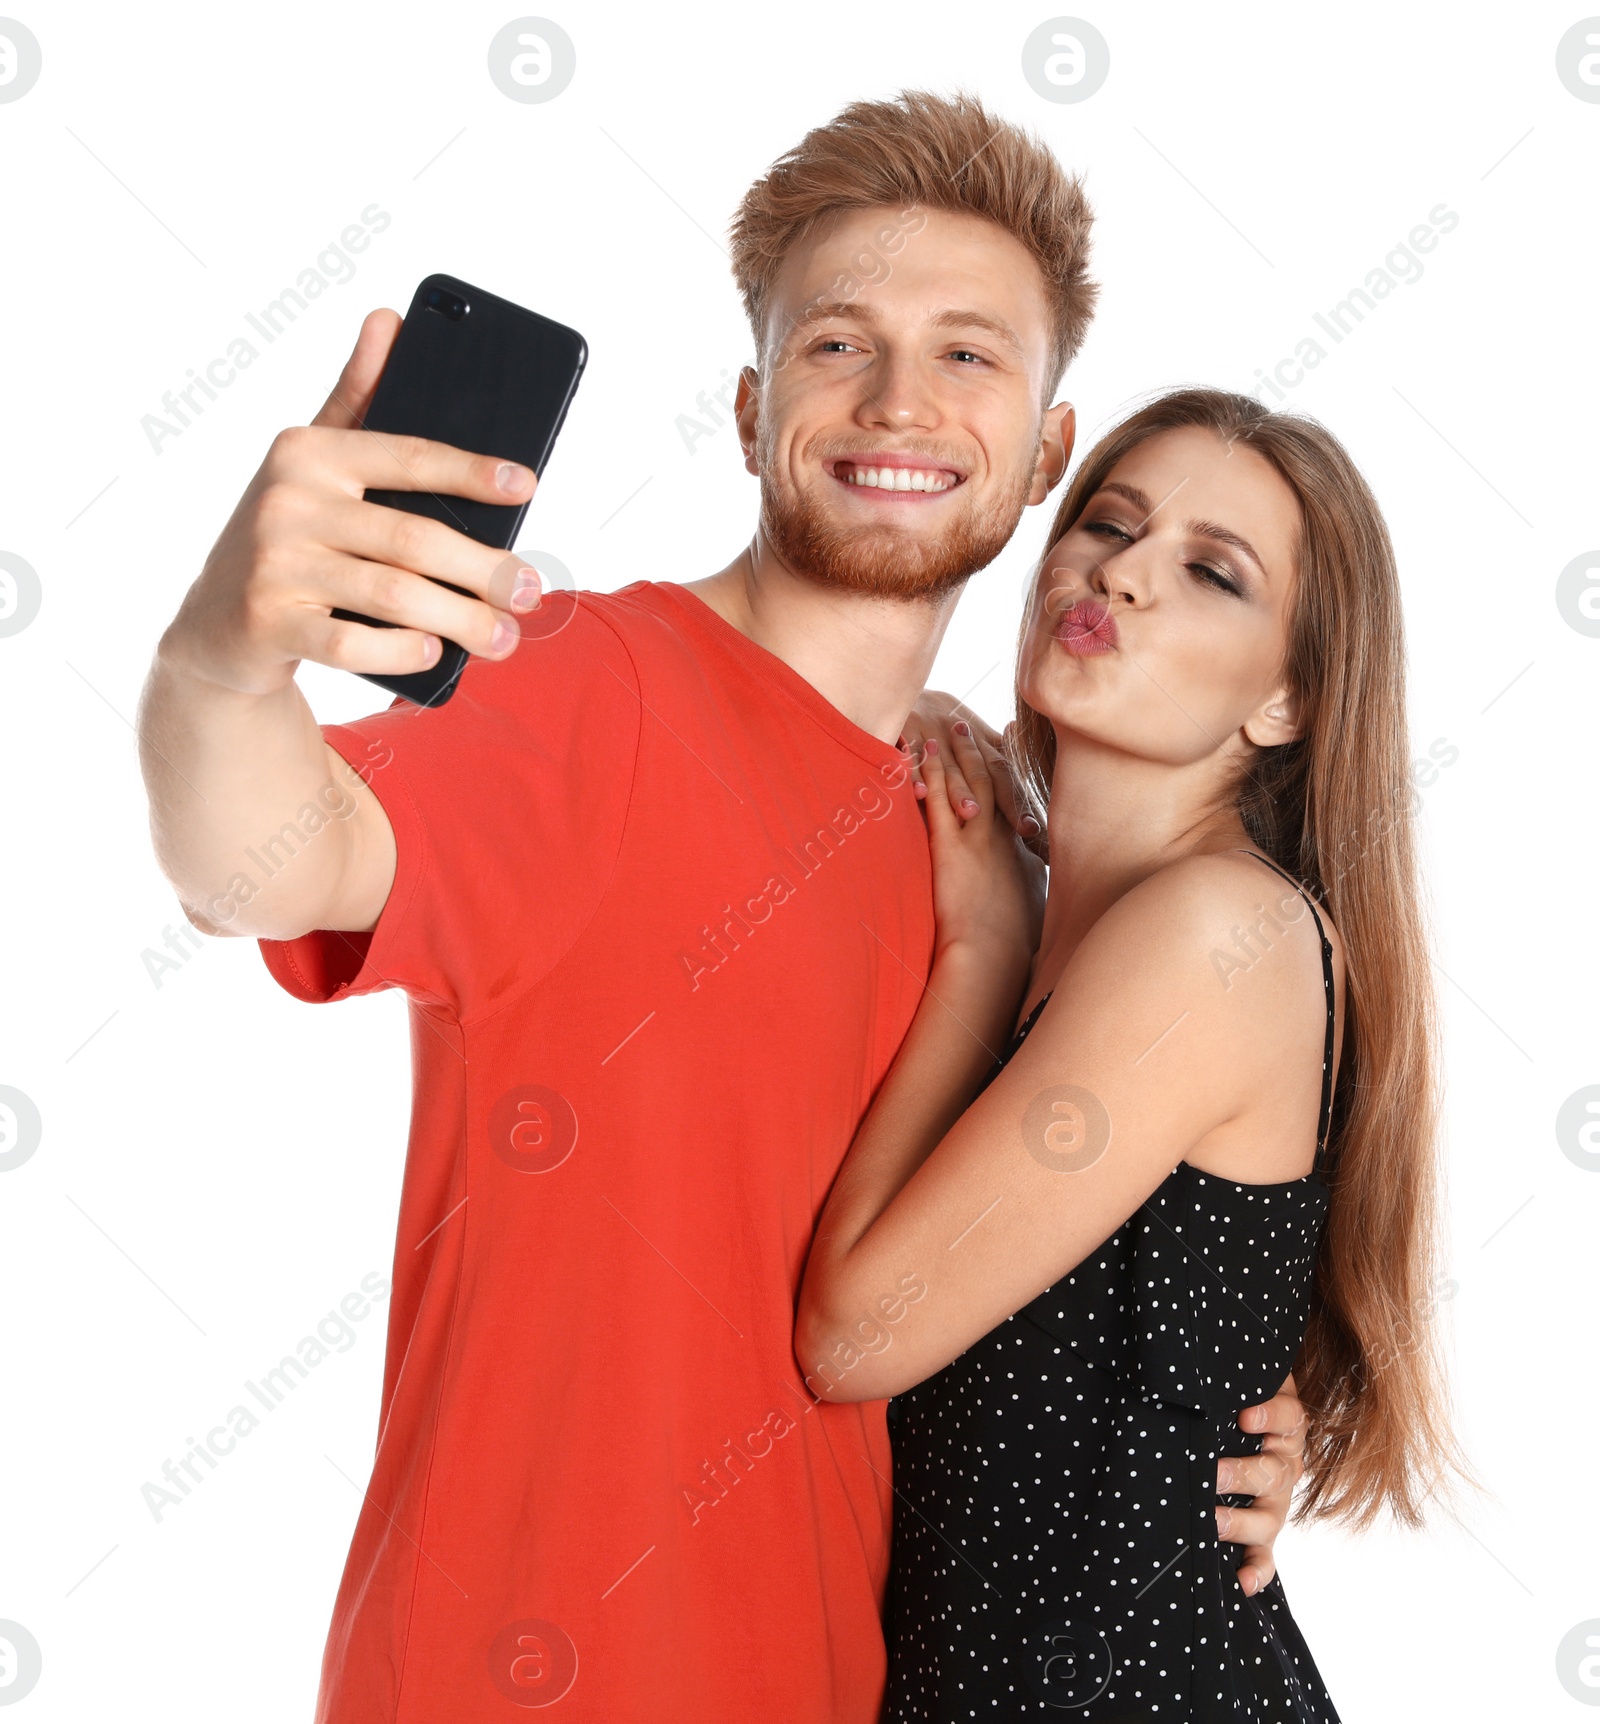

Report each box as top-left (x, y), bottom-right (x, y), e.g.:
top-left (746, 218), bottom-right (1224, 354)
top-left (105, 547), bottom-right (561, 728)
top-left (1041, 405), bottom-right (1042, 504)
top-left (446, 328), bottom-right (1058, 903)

top-left (319, 498), bottom-right (537, 609)
top-left (1240, 1388), bottom-right (1308, 1448)
top-left (312, 309), bottom-right (402, 431)
top-left (325, 555), bottom-right (521, 661)
top-left (302, 613), bottom-right (445, 679)
top-left (1259, 1431), bottom-right (1307, 1480)
top-left (1233, 1546), bottom-right (1276, 1597)
top-left (1216, 1451), bottom-right (1298, 1499)
top-left (1215, 1502), bottom-right (1281, 1550)
top-left (271, 422), bottom-right (538, 513)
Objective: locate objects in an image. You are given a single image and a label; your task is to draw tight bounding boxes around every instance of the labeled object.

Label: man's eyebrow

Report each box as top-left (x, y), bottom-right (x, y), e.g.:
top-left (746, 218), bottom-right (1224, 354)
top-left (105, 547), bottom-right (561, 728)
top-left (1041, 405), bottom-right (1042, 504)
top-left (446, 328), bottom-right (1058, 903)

top-left (1092, 483), bottom-right (1268, 578)
top-left (792, 298), bottom-right (1025, 356)
top-left (927, 307), bottom-right (1025, 355)
top-left (797, 298), bottom-right (869, 326)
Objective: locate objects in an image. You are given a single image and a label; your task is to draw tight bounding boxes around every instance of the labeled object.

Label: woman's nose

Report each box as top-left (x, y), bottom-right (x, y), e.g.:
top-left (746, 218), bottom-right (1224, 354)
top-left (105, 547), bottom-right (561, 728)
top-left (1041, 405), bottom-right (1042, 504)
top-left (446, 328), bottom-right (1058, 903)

top-left (1088, 543), bottom-right (1149, 609)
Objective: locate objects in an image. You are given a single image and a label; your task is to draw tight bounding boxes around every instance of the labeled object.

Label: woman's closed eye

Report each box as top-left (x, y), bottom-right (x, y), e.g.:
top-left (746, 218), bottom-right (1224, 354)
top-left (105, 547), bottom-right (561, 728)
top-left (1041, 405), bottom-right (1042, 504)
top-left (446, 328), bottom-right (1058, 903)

top-left (1189, 561), bottom-right (1243, 597)
top-left (1082, 519), bottom-right (1243, 598)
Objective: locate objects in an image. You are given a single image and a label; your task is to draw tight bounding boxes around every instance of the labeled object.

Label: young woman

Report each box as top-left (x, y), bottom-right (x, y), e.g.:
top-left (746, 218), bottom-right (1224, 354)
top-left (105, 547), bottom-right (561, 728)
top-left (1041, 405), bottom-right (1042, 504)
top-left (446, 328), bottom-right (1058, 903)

top-left (795, 389), bottom-right (1464, 1719)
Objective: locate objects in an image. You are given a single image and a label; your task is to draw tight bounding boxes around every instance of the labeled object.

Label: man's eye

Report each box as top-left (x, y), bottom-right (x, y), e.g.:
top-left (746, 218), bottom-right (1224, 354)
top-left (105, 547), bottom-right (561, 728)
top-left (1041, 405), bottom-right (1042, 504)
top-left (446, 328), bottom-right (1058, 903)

top-left (947, 349), bottom-right (985, 365)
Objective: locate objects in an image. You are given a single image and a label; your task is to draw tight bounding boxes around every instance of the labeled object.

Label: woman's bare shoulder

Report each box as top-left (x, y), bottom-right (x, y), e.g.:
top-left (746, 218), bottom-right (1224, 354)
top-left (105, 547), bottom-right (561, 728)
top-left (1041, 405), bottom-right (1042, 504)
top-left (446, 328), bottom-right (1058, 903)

top-left (1077, 848), bottom-right (1345, 1031)
top-left (1107, 849), bottom-right (1341, 950)
top-left (1056, 851), bottom-right (1346, 1181)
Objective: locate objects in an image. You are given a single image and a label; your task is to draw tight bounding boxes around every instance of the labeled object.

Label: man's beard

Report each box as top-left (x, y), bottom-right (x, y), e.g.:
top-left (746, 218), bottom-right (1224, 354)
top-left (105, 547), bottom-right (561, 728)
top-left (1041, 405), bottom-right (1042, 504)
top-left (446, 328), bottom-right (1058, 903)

top-left (756, 436), bottom-right (1038, 603)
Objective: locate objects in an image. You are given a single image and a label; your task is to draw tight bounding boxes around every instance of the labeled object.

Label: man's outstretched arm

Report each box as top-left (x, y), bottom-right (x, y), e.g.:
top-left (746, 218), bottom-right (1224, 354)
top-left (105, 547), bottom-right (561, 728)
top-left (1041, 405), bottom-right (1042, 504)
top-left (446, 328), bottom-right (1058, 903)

top-left (138, 310), bottom-right (540, 942)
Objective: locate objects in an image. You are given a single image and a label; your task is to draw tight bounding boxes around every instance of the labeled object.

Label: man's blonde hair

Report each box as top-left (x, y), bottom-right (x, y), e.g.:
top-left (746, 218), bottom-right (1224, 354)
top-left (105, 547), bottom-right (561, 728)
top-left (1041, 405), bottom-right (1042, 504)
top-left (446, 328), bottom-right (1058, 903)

top-left (728, 89), bottom-right (1097, 402)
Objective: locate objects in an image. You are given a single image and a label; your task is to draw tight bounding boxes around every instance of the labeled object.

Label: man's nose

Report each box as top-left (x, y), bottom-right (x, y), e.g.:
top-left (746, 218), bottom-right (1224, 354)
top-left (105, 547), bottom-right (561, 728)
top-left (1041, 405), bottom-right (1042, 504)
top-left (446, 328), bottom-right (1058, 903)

top-left (853, 352), bottom-right (941, 431)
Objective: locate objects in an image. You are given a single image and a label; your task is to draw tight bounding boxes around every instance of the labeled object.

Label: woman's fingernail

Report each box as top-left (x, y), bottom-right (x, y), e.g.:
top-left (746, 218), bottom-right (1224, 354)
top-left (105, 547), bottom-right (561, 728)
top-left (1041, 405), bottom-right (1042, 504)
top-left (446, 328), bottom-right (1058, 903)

top-left (924, 738), bottom-right (939, 756)
top-left (490, 620), bottom-right (518, 654)
top-left (1021, 816), bottom-right (1041, 836)
top-left (422, 634), bottom-right (441, 666)
top-left (913, 781), bottom-right (927, 798)
top-left (961, 798), bottom-right (980, 815)
top-left (953, 720), bottom-right (971, 736)
top-left (510, 569), bottom-right (543, 612)
top-left (497, 462), bottom-right (535, 494)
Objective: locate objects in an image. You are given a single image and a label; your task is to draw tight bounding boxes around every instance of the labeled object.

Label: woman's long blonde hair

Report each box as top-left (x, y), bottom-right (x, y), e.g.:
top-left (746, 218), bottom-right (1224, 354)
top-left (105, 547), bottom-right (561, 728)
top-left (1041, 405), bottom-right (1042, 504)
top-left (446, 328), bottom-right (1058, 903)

top-left (1011, 387), bottom-right (1466, 1528)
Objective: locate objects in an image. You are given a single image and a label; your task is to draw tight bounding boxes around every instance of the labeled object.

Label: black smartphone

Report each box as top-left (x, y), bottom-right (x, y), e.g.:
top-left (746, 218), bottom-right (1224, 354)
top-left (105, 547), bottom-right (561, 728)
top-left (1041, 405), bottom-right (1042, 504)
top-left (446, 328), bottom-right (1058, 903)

top-left (331, 272), bottom-right (587, 707)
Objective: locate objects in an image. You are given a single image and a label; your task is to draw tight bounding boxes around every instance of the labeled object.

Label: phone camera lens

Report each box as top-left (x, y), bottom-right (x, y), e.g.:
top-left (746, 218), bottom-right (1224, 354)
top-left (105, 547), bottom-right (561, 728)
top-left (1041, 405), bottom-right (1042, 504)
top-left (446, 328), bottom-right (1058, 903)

top-left (424, 287), bottom-right (467, 321)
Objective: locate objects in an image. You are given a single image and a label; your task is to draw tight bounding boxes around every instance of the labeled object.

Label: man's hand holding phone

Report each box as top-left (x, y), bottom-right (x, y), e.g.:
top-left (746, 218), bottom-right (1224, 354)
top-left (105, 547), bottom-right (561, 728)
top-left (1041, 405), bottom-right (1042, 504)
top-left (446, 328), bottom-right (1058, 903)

top-left (164, 308), bottom-right (542, 701)
top-left (140, 308), bottom-right (555, 945)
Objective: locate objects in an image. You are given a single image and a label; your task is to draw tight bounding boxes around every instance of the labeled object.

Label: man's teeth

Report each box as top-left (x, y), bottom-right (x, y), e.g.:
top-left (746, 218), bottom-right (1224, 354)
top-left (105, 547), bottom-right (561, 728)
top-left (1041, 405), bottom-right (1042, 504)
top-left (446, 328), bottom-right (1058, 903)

top-left (840, 465), bottom-right (956, 493)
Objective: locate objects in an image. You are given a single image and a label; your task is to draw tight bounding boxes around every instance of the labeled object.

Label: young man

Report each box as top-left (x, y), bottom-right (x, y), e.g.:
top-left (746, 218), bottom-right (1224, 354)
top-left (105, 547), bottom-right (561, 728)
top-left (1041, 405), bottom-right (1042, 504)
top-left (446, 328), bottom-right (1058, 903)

top-left (138, 91), bottom-right (1307, 1723)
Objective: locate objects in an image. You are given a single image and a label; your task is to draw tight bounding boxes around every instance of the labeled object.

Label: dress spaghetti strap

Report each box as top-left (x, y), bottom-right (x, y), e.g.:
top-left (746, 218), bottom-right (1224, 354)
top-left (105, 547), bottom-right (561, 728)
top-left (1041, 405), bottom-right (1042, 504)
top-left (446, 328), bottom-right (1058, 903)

top-left (1236, 849), bottom-right (1338, 1172)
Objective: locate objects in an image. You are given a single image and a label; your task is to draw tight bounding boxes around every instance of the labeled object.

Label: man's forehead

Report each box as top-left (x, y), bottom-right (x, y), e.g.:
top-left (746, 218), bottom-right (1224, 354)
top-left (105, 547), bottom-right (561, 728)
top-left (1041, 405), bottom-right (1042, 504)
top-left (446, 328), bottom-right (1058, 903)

top-left (765, 208), bottom-right (1051, 360)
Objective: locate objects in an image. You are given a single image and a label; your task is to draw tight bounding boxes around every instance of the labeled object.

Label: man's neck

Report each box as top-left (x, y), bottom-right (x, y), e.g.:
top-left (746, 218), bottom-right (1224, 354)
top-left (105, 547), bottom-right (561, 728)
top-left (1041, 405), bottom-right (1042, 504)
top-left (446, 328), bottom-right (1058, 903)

top-left (681, 539), bottom-right (962, 744)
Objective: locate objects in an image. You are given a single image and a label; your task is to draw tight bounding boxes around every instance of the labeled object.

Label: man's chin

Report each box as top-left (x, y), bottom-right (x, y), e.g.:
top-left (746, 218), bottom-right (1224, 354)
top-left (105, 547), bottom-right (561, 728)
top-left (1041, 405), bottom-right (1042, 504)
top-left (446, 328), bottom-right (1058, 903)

top-left (788, 547), bottom-right (976, 604)
top-left (760, 502), bottom-right (1013, 604)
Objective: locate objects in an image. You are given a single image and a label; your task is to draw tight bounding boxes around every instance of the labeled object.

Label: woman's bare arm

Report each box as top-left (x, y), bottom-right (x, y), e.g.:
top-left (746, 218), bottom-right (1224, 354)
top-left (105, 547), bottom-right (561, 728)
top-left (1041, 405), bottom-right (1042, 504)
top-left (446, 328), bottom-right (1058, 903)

top-left (796, 836), bottom-right (1330, 1403)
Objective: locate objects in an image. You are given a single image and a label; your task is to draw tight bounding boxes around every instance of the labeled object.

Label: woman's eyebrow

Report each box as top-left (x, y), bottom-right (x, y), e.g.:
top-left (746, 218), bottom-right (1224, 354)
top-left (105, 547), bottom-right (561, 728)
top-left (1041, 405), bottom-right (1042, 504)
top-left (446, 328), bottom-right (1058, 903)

top-left (1189, 518), bottom-right (1267, 576)
top-left (1098, 480), bottom-right (1153, 515)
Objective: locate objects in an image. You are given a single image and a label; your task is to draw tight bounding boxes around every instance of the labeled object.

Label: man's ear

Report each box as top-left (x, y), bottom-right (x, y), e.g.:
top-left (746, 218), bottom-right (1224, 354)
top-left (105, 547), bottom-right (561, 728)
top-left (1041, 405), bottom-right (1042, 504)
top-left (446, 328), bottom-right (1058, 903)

top-left (736, 364), bottom-right (760, 475)
top-left (1028, 401), bottom-right (1075, 506)
top-left (1243, 685), bottom-right (1302, 748)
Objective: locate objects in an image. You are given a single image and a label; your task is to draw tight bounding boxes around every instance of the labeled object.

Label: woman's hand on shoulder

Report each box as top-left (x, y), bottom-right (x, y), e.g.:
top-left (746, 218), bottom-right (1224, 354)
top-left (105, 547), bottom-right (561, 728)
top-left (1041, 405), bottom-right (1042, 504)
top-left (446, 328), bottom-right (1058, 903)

top-left (900, 692), bottom-right (1047, 858)
top-left (919, 726), bottom-right (1044, 988)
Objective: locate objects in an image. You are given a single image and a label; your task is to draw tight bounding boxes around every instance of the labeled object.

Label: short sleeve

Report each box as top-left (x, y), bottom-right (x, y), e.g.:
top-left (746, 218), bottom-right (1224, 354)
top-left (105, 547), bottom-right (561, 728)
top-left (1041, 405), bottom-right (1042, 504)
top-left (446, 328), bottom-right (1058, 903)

top-left (258, 597), bottom-right (641, 1020)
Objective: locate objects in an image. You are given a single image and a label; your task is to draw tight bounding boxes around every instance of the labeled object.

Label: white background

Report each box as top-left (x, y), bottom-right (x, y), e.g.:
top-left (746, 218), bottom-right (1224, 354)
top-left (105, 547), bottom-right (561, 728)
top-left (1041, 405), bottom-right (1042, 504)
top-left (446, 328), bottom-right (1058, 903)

top-left (2, 1), bottom-right (1596, 1718)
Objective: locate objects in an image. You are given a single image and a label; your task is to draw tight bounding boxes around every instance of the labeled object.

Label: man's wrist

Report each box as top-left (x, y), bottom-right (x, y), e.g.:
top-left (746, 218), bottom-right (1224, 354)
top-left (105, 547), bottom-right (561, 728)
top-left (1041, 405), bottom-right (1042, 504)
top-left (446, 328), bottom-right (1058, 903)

top-left (153, 614), bottom-right (289, 702)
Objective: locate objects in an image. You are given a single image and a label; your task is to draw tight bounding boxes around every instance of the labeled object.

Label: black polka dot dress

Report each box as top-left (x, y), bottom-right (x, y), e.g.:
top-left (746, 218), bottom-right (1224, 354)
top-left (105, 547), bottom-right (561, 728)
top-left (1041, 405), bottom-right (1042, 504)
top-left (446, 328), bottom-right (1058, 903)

top-left (883, 854), bottom-right (1341, 1721)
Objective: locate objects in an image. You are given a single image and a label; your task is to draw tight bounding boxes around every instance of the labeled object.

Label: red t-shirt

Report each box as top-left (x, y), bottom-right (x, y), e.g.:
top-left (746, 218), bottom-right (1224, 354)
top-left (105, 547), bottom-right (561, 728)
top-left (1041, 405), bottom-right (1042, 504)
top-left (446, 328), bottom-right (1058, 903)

top-left (259, 581), bottom-right (934, 1723)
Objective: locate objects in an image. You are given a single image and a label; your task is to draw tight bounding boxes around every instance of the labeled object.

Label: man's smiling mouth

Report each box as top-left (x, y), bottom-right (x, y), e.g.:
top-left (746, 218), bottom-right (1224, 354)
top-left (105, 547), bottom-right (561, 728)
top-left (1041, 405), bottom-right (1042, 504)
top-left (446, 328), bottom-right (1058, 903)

top-left (826, 456), bottom-right (966, 496)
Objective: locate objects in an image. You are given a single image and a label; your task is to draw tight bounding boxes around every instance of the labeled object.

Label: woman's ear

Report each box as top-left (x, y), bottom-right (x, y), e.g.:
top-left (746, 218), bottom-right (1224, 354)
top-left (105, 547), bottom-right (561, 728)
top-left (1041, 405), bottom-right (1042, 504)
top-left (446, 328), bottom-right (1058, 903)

top-left (1243, 685), bottom-right (1302, 748)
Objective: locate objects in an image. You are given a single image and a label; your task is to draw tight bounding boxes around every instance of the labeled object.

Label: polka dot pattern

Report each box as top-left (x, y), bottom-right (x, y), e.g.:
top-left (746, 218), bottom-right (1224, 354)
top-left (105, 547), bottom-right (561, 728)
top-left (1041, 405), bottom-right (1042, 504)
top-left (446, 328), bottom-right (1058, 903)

top-left (882, 855), bottom-right (1341, 1720)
